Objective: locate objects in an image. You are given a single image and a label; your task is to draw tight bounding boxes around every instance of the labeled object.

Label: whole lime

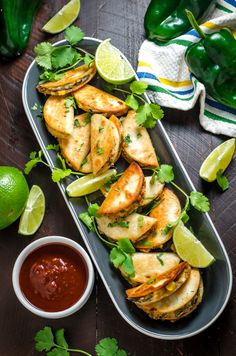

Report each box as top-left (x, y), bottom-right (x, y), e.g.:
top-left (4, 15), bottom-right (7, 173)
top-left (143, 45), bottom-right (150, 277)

top-left (0, 166), bottom-right (29, 230)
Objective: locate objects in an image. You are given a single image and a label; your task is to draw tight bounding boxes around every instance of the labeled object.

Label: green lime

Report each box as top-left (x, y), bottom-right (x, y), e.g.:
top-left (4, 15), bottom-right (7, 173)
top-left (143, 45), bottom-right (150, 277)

top-left (95, 39), bottom-right (135, 84)
top-left (199, 138), bottom-right (235, 182)
top-left (66, 169), bottom-right (117, 197)
top-left (173, 221), bottom-right (215, 268)
top-left (0, 166), bottom-right (29, 230)
top-left (42, 0), bottom-right (81, 34)
top-left (18, 185), bottom-right (45, 236)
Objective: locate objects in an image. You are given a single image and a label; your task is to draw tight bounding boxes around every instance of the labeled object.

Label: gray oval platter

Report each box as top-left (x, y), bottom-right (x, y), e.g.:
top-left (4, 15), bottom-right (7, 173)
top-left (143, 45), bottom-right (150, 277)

top-left (22, 38), bottom-right (232, 340)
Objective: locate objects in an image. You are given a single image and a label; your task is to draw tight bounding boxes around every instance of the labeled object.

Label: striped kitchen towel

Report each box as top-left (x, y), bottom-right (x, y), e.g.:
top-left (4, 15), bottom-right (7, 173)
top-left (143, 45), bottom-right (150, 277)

top-left (137, 0), bottom-right (236, 137)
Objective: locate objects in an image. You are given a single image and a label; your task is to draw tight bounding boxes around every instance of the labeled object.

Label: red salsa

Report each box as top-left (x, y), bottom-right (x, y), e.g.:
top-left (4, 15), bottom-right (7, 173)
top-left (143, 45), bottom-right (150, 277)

top-left (19, 243), bottom-right (88, 312)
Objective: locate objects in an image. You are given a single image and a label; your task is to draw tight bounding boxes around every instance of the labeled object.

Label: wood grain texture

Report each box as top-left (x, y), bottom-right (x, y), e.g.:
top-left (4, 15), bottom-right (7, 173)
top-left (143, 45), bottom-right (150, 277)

top-left (0, 0), bottom-right (235, 355)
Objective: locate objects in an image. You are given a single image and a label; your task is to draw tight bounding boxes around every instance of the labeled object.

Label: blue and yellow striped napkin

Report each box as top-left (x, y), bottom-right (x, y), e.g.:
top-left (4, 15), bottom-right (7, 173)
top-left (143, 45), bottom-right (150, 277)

top-left (137, 0), bottom-right (236, 137)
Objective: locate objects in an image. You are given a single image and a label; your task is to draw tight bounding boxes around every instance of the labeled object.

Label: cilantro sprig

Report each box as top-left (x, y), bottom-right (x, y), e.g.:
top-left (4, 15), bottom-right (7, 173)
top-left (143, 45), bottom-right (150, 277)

top-left (108, 80), bottom-right (164, 128)
top-left (216, 169), bottom-right (229, 191)
top-left (35, 326), bottom-right (127, 356)
top-left (35, 26), bottom-right (93, 83)
top-left (79, 197), bottom-right (135, 277)
top-left (24, 145), bottom-right (84, 182)
top-left (147, 164), bottom-right (210, 234)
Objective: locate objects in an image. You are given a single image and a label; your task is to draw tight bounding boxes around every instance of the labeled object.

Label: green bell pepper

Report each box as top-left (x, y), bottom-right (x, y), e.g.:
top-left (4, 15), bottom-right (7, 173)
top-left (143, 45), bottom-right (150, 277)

top-left (185, 10), bottom-right (236, 109)
top-left (0, 0), bottom-right (42, 59)
top-left (144, 0), bottom-right (216, 43)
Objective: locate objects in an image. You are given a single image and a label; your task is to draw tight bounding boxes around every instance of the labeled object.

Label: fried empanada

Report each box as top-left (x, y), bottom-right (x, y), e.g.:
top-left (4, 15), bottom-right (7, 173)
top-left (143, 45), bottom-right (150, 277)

top-left (73, 84), bottom-right (128, 116)
top-left (133, 264), bottom-right (191, 307)
top-left (91, 114), bottom-right (114, 174)
top-left (96, 213), bottom-right (157, 243)
top-left (136, 188), bottom-right (181, 251)
top-left (122, 110), bottom-right (158, 168)
top-left (37, 62), bottom-right (96, 96)
top-left (59, 114), bottom-right (90, 171)
top-left (119, 252), bottom-right (180, 285)
top-left (98, 162), bottom-right (144, 217)
top-left (141, 269), bottom-right (203, 321)
top-left (126, 262), bottom-right (188, 299)
top-left (43, 96), bottom-right (74, 139)
top-left (109, 115), bottom-right (122, 163)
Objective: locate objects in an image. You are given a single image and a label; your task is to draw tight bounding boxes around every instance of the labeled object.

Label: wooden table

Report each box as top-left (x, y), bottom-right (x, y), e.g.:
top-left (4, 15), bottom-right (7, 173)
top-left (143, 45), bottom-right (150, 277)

top-left (0, 1), bottom-right (235, 355)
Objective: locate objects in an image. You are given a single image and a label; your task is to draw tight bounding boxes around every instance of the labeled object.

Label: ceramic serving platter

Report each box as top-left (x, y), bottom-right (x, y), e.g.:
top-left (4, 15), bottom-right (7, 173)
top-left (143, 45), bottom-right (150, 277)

top-left (22, 38), bottom-right (232, 340)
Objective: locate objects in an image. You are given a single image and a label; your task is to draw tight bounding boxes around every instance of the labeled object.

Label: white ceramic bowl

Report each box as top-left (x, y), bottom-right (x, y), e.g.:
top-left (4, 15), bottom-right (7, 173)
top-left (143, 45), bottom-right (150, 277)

top-left (12, 236), bottom-right (94, 319)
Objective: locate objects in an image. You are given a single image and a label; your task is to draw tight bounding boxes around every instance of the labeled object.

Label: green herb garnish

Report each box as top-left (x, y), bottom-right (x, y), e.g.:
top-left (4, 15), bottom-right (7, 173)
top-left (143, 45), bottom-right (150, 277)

top-left (156, 252), bottom-right (164, 266)
top-left (124, 134), bottom-right (132, 144)
top-left (24, 149), bottom-right (83, 182)
top-left (216, 169), bottom-right (229, 191)
top-left (35, 326), bottom-right (127, 356)
top-left (108, 221), bottom-right (130, 228)
top-left (96, 147), bottom-right (104, 155)
top-left (34, 26), bottom-right (94, 83)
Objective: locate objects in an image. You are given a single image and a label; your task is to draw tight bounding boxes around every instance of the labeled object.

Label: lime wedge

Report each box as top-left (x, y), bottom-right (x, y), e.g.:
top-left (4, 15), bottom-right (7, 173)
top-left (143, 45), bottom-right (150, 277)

top-left (199, 138), bottom-right (235, 182)
top-left (42, 0), bottom-right (81, 34)
top-left (18, 185), bottom-right (45, 236)
top-left (95, 39), bottom-right (135, 84)
top-left (66, 169), bottom-right (117, 197)
top-left (173, 221), bottom-right (215, 268)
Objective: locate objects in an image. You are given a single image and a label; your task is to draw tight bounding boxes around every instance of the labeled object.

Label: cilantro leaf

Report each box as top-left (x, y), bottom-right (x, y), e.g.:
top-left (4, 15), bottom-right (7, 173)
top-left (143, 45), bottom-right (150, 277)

top-left (96, 147), bottom-right (104, 155)
top-left (163, 222), bottom-right (175, 235)
top-left (65, 26), bottom-right (85, 46)
top-left (88, 203), bottom-right (100, 217)
top-left (39, 71), bottom-right (64, 83)
top-left (95, 337), bottom-right (127, 356)
top-left (34, 326), bottom-right (55, 352)
top-left (149, 103), bottom-right (164, 120)
top-left (216, 169), bottom-right (229, 191)
top-left (157, 164), bottom-right (174, 183)
top-left (51, 46), bottom-right (78, 69)
top-left (110, 247), bottom-right (126, 268)
top-left (34, 42), bottom-right (53, 70)
top-left (55, 329), bottom-right (68, 349)
top-left (24, 150), bottom-right (43, 175)
top-left (124, 134), bottom-right (132, 144)
top-left (108, 221), bottom-right (129, 228)
top-left (130, 80), bottom-right (148, 95)
top-left (84, 53), bottom-right (93, 68)
top-left (117, 238), bottom-right (135, 254)
top-left (135, 103), bottom-right (163, 129)
top-left (121, 254), bottom-right (135, 277)
top-left (156, 252), bottom-right (164, 266)
top-left (190, 191), bottom-right (210, 212)
top-left (135, 103), bottom-right (151, 126)
top-left (52, 169), bottom-right (72, 182)
top-left (137, 215), bottom-right (144, 228)
top-left (46, 144), bottom-right (60, 152)
top-left (79, 212), bottom-right (94, 231)
top-left (64, 96), bottom-right (77, 109)
top-left (47, 349), bottom-right (69, 356)
top-left (125, 94), bottom-right (139, 111)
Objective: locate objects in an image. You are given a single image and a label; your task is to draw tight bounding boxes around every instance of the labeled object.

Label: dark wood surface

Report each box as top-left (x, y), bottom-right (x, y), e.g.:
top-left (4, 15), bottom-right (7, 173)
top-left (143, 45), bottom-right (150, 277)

top-left (0, 1), bottom-right (235, 355)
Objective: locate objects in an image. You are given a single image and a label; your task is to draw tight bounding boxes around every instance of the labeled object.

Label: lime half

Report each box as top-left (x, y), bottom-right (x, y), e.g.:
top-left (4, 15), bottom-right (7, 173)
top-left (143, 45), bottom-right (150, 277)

top-left (42, 0), bottom-right (81, 34)
top-left (18, 185), bottom-right (45, 236)
top-left (199, 138), bottom-right (235, 182)
top-left (173, 221), bottom-right (215, 268)
top-left (66, 169), bottom-right (117, 197)
top-left (95, 39), bottom-right (135, 84)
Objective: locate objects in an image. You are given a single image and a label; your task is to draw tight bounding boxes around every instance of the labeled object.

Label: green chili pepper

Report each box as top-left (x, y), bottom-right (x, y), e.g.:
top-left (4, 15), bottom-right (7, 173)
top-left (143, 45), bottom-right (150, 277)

top-left (185, 10), bottom-right (236, 109)
top-left (0, 0), bottom-right (42, 59)
top-left (144, 0), bottom-right (216, 43)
